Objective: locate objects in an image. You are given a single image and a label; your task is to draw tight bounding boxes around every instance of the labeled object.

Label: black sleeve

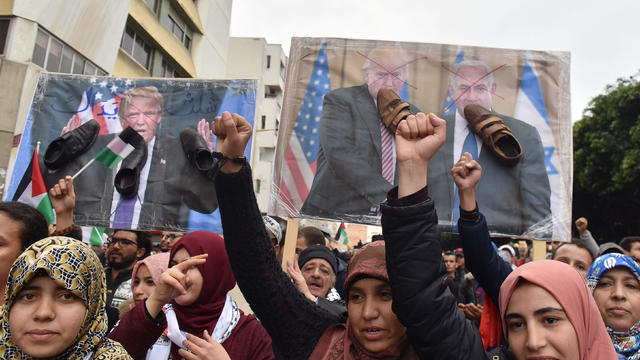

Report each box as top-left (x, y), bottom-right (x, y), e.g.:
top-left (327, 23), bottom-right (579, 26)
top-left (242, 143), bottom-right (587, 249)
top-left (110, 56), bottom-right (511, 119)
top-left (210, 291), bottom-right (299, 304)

top-left (215, 164), bottom-right (340, 360)
top-left (382, 192), bottom-right (488, 360)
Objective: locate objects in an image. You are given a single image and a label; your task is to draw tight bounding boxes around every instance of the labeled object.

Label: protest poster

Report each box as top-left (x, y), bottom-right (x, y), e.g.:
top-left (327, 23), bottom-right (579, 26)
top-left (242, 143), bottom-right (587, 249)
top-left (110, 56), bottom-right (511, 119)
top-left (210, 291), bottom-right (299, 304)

top-left (6, 74), bottom-right (256, 233)
top-left (271, 37), bottom-right (570, 240)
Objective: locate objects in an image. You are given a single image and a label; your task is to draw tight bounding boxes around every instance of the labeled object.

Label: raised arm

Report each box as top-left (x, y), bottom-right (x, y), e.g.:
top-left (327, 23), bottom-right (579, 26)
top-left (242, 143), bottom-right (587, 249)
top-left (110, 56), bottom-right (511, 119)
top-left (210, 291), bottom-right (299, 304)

top-left (382, 113), bottom-right (487, 359)
top-left (212, 112), bottom-right (340, 359)
top-left (454, 153), bottom-right (512, 305)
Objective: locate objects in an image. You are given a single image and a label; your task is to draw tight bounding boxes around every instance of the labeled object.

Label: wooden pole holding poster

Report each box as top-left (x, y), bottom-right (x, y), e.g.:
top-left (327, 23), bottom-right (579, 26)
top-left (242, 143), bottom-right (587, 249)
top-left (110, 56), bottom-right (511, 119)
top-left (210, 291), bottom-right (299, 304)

top-left (280, 218), bottom-right (299, 272)
top-left (531, 239), bottom-right (547, 261)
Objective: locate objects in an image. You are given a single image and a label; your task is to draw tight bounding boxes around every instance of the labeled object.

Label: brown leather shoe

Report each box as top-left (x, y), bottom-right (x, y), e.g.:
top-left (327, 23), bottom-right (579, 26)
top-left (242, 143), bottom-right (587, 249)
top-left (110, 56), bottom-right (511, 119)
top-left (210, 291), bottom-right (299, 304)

top-left (376, 88), bottom-right (413, 133)
top-left (464, 104), bottom-right (522, 166)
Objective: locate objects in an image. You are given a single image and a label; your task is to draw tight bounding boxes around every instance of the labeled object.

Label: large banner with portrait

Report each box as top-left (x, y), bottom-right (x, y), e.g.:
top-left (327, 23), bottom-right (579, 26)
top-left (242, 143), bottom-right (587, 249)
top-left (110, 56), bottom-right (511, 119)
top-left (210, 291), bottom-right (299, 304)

top-left (270, 37), bottom-right (571, 241)
top-left (5, 74), bottom-right (256, 233)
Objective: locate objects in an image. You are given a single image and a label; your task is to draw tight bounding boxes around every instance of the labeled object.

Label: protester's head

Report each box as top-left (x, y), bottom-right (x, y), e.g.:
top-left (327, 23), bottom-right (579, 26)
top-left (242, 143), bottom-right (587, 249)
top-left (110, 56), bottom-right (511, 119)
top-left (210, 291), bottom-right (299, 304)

top-left (296, 226), bottom-right (326, 255)
top-left (298, 245), bottom-right (337, 298)
top-left (587, 253), bottom-right (640, 334)
top-left (107, 229), bottom-right (151, 270)
top-left (132, 252), bottom-right (170, 301)
top-left (0, 202), bottom-right (49, 299)
top-left (455, 249), bottom-right (466, 270)
top-left (620, 237), bottom-right (640, 261)
top-left (344, 241), bottom-right (407, 353)
top-left (263, 216), bottom-right (282, 248)
top-left (552, 241), bottom-right (595, 279)
top-left (500, 260), bottom-right (615, 360)
top-left (169, 231), bottom-right (236, 334)
top-left (160, 231), bottom-right (184, 252)
top-left (598, 242), bottom-right (625, 257)
top-left (118, 86), bottom-right (164, 142)
top-left (0, 237), bottom-right (126, 359)
top-left (448, 59), bottom-right (496, 115)
top-left (443, 251), bottom-right (457, 275)
top-left (362, 46), bottom-right (410, 99)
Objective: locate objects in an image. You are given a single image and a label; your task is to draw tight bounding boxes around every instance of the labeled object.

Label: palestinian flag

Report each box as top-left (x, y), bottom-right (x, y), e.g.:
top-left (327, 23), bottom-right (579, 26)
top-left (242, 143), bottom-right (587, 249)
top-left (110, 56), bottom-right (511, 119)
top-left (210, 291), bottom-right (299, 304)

top-left (82, 226), bottom-right (106, 246)
top-left (94, 127), bottom-right (140, 169)
top-left (12, 148), bottom-right (55, 225)
top-left (335, 222), bottom-right (348, 245)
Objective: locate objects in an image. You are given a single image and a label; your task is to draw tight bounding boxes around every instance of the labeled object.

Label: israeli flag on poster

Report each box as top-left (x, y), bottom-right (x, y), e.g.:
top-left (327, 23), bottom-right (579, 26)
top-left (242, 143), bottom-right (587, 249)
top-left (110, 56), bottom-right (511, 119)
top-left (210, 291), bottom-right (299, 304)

top-left (513, 58), bottom-right (568, 240)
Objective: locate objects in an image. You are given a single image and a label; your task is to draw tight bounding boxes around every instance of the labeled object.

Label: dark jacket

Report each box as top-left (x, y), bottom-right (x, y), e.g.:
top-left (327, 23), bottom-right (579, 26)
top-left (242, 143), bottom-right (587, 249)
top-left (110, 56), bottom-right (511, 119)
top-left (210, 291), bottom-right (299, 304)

top-left (215, 164), bottom-right (344, 359)
top-left (381, 186), bottom-right (488, 360)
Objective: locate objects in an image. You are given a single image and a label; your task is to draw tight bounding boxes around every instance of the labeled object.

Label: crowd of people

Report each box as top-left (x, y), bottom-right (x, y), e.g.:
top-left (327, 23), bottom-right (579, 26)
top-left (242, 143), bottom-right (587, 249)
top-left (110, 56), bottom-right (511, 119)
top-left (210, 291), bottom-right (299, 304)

top-left (1, 92), bottom-right (639, 359)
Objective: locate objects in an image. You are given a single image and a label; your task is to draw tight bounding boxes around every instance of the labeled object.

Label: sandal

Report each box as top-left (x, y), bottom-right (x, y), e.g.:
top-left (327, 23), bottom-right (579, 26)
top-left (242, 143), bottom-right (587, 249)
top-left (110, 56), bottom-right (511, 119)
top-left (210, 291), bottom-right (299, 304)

top-left (464, 104), bottom-right (523, 167)
top-left (376, 88), bottom-right (412, 133)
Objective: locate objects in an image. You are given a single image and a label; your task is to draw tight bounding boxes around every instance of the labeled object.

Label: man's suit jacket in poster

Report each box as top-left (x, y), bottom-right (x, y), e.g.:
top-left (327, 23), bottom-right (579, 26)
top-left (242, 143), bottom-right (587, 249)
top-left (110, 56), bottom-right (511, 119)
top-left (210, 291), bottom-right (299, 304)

top-left (301, 84), bottom-right (419, 222)
top-left (427, 112), bottom-right (551, 235)
top-left (44, 133), bottom-right (217, 230)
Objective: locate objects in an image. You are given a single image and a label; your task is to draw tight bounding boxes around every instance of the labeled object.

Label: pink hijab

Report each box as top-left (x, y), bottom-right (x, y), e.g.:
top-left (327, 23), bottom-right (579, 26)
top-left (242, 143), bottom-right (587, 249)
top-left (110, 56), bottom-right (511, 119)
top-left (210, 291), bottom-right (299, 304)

top-left (131, 252), bottom-right (170, 289)
top-left (499, 260), bottom-right (617, 360)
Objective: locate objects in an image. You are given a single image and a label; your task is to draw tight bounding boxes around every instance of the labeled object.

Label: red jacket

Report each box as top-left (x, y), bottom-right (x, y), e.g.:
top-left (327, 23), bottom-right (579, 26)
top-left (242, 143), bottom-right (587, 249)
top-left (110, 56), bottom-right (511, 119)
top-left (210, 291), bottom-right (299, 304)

top-left (109, 300), bottom-right (274, 360)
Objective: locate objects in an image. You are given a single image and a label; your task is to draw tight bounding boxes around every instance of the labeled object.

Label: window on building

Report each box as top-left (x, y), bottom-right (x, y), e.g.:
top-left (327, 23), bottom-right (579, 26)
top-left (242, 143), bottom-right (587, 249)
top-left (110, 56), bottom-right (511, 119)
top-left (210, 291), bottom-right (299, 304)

top-left (144, 0), bottom-right (159, 13)
top-left (266, 55), bottom-right (271, 69)
top-left (161, 59), bottom-right (176, 78)
top-left (255, 179), bottom-right (261, 194)
top-left (121, 25), bottom-right (152, 69)
top-left (259, 147), bottom-right (275, 162)
top-left (167, 8), bottom-right (193, 50)
top-left (280, 61), bottom-right (285, 79)
top-left (33, 27), bottom-right (104, 75)
top-left (0, 18), bottom-right (10, 55)
top-left (265, 86), bottom-right (279, 98)
top-left (261, 115), bottom-right (266, 129)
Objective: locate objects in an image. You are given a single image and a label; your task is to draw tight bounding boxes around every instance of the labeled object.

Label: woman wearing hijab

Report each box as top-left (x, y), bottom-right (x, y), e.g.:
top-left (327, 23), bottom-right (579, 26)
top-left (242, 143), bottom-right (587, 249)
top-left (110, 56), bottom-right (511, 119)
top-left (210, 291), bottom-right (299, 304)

top-left (500, 260), bottom-right (617, 360)
top-left (0, 236), bottom-right (131, 359)
top-left (212, 111), bottom-right (484, 358)
top-left (109, 231), bottom-right (274, 360)
top-left (131, 252), bottom-right (170, 302)
top-left (587, 253), bottom-right (640, 359)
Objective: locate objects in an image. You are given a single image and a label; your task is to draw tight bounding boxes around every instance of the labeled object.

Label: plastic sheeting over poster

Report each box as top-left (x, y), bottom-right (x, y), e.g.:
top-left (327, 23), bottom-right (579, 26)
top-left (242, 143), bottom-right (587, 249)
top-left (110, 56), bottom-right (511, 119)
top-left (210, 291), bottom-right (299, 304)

top-left (270, 37), bottom-right (570, 241)
top-left (6, 74), bottom-right (256, 233)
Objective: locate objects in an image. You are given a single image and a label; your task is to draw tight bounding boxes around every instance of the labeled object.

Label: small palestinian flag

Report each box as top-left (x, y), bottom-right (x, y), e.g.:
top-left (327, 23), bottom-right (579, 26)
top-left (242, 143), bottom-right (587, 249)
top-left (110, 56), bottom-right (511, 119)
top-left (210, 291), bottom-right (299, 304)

top-left (12, 148), bottom-right (55, 225)
top-left (94, 127), bottom-right (141, 169)
top-left (335, 222), bottom-right (348, 245)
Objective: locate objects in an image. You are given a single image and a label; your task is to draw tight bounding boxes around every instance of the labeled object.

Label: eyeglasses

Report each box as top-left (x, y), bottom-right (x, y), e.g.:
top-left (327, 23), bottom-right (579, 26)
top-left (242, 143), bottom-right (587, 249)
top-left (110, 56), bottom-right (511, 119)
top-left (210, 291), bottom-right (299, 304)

top-left (108, 236), bottom-right (137, 247)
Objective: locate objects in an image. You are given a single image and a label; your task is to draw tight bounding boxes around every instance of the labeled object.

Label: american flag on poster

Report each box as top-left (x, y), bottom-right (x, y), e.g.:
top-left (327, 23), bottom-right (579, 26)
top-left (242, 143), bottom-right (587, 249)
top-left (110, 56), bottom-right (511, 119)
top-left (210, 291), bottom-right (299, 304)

top-left (442, 49), bottom-right (465, 116)
top-left (280, 43), bottom-right (330, 210)
top-left (70, 77), bottom-right (135, 134)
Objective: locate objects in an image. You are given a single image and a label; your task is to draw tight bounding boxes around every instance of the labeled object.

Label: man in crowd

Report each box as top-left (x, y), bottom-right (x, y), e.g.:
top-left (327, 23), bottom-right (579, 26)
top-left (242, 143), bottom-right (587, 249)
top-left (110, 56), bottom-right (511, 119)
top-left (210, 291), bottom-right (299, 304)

top-left (298, 245), bottom-right (338, 300)
top-left (296, 225), bottom-right (326, 254)
top-left (429, 59), bottom-right (551, 234)
top-left (104, 229), bottom-right (151, 329)
top-left (0, 202), bottom-right (49, 305)
top-left (444, 251), bottom-right (476, 306)
top-left (159, 230), bottom-right (184, 252)
top-left (301, 46), bottom-right (419, 218)
top-left (621, 236), bottom-right (640, 261)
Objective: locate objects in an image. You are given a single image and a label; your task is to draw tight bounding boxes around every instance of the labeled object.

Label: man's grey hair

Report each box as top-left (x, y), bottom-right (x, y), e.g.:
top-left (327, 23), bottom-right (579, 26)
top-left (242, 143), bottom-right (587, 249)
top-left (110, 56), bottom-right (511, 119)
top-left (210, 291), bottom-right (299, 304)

top-left (361, 46), bottom-right (410, 75)
top-left (449, 59), bottom-right (495, 87)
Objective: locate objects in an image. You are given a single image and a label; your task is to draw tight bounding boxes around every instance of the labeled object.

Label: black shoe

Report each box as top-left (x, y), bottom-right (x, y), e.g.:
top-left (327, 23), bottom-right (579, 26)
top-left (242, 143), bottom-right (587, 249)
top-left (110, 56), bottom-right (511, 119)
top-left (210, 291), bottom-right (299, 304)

top-left (44, 119), bottom-right (100, 170)
top-left (114, 128), bottom-right (147, 199)
top-left (179, 127), bottom-right (214, 172)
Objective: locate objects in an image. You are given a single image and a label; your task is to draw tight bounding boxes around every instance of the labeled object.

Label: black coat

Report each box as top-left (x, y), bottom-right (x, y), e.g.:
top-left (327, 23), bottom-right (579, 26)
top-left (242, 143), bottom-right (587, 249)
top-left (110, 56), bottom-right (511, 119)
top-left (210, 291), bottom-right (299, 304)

top-left (381, 187), bottom-right (488, 360)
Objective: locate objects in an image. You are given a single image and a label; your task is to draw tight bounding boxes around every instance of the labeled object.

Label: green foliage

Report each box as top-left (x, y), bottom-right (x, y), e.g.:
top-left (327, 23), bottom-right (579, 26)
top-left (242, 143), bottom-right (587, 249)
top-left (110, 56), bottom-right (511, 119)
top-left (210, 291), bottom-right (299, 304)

top-left (573, 73), bottom-right (640, 242)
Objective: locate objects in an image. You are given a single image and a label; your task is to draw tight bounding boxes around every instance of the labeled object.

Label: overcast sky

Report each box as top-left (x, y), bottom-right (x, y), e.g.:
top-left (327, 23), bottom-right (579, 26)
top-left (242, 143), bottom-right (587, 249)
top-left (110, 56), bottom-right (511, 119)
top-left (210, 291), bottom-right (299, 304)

top-left (229, 0), bottom-right (639, 122)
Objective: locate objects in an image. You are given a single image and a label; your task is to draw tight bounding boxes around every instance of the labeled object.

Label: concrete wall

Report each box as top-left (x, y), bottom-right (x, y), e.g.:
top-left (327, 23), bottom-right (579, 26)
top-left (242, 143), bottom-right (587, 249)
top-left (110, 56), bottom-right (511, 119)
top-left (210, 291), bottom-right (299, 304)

top-left (0, 58), bottom-right (41, 199)
top-left (11, 0), bottom-right (130, 72)
top-left (191, 0), bottom-right (231, 78)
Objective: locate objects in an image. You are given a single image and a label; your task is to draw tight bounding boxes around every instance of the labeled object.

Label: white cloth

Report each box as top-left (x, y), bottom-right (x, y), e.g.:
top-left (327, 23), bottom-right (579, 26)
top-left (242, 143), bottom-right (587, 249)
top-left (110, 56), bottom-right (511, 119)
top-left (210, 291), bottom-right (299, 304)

top-left (145, 293), bottom-right (240, 360)
top-left (453, 111), bottom-right (482, 163)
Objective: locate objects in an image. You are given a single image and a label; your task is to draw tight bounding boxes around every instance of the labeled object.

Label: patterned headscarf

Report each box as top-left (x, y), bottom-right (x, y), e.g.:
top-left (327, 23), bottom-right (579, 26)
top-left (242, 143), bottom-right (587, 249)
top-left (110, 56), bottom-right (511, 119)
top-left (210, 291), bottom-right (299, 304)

top-left (0, 236), bottom-right (131, 359)
top-left (587, 253), bottom-right (640, 360)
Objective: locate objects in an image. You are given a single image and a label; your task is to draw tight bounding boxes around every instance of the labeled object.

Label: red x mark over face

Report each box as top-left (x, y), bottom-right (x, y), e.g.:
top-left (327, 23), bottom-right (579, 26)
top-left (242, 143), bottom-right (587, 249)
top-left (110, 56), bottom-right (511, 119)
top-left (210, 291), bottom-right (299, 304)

top-left (444, 63), bottom-right (506, 114)
top-left (357, 50), bottom-right (428, 99)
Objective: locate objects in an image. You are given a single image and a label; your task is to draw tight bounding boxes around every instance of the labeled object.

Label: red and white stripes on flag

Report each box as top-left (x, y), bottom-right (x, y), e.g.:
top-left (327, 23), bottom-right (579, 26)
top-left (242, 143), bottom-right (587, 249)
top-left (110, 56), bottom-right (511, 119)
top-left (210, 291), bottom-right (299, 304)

top-left (380, 122), bottom-right (395, 185)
